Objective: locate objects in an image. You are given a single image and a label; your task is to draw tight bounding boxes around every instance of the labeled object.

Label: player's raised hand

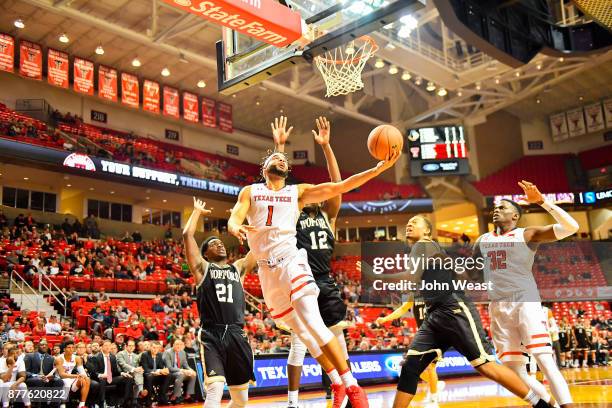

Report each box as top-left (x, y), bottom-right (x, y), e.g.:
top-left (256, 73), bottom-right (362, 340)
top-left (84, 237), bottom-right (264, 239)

top-left (193, 197), bottom-right (212, 215)
top-left (312, 116), bottom-right (331, 146)
top-left (229, 224), bottom-right (257, 244)
top-left (375, 147), bottom-right (402, 174)
top-left (518, 180), bottom-right (544, 205)
top-left (271, 116), bottom-right (293, 147)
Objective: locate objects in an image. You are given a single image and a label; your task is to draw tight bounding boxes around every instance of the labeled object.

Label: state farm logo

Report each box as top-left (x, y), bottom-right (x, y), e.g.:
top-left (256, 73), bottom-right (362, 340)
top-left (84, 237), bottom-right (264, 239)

top-left (63, 153), bottom-right (96, 171)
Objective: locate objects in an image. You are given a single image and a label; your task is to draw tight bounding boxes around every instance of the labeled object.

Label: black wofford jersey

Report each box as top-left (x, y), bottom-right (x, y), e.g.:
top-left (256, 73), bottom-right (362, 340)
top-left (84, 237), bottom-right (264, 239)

top-left (296, 210), bottom-right (334, 279)
top-left (197, 262), bottom-right (245, 326)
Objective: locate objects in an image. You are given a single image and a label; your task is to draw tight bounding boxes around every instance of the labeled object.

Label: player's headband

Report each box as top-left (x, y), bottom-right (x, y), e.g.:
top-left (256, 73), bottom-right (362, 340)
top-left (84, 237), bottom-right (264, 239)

top-left (200, 236), bottom-right (220, 254)
top-left (263, 152), bottom-right (285, 169)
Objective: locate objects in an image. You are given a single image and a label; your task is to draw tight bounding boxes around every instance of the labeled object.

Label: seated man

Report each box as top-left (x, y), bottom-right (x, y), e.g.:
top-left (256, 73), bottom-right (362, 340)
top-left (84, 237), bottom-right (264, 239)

top-left (162, 339), bottom-right (197, 404)
top-left (116, 340), bottom-right (146, 402)
top-left (88, 340), bottom-right (135, 407)
top-left (0, 348), bottom-right (31, 407)
top-left (140, 341), bottom-right (171, 406)
top-left (23, 339), bottom-right (64, 405)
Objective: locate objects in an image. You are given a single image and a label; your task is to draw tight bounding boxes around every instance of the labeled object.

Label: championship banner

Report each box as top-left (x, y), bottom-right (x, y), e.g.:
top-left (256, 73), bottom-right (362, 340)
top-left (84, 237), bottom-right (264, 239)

top-left (163, 86), bottom-right (179, 118)
top-left (19, 41), bottom-right (42, 80)
top-left (183, 92), bottom-right (199, 123)
top-left (143, 80), bottom-right (160, 114)
top-left (549, 112), bottom-right (569, 141)
top-left (584, 102), bottom-right (605, 133)
top-left (604, 99), bottom-right (612, 129)
top-left (0, 34), bottom-right (14, 73)
top-left (98, 66), bottom-right (118, 102)
top-left (217, 102), bottom-right (233, 133)
top-left (121, 73), bottom-right (140, 108)
top-left (47, 49), bottom-right (69, 88)
top-left (566, 108), bottom-right (586, 138)
top-left (73, 58), bottom-right (94, 95)
top-left (202, 97), bottom-right (217, 128)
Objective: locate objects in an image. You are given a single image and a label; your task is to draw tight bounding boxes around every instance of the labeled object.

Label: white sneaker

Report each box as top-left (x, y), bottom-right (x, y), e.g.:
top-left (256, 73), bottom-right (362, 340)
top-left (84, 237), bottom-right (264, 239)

top-left (582, 360), bottom-right (588, 368)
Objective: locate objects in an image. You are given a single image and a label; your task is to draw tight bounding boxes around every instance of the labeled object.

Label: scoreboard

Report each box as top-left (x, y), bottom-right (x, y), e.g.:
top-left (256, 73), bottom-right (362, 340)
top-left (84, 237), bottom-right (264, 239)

top-left (406, 125), bottom-right (470, 176)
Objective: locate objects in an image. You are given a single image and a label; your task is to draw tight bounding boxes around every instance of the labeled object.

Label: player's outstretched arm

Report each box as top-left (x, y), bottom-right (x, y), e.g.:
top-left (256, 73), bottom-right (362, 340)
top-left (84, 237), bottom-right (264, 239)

top-left (182, 197), bottom-right (212, 284)
top-left (228, 186), bottom-right (256, 244)
top-left (313, 117), bottom-right (342, 226)
top-left (271, 115), bottom-right (293, 153)
top-left (299, 148), bottom-right (401, 205)
top-left (519, 180), bottom-right (579, 243)
top-left (376, 300), bottom-right (413, 325)
top-left (234, 251), bottom-right (257, 282)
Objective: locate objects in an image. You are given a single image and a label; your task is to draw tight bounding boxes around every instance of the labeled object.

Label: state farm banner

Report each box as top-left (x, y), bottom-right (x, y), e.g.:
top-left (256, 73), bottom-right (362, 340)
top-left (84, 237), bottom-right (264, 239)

top-left (163, 86), bottom-right (179, 118)
top-left (218, 102), bottom-right (233, 133)
top-left (19, 41), bottom-right (42, 80)
top-left (47, 49), bottom-right (69, 88)
top-left (0, 34), bottom-right (14, 73)
top-left (183, 92), bottom-right (199, 123)
top-left (160, 0), bottom-right (302, 47)
top-left (98, 66), bottom-right (118, 102)
top-left (73, 58), bottom-right (94, 95)
top-left (584, 102), bottom-right (605, 133)
top-left (566, 108), bottom-right (586, 138)
top-left (121, 73), bottom-right (140, 108)
top-left (202, 97), bottom-right (216, 128)
top-left (143, 80), bottom-right (160, 114)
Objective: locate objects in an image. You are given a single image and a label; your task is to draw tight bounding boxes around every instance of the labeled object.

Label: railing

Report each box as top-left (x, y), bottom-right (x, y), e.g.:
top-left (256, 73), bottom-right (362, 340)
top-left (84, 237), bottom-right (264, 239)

top-left (244, 290), bottom-right (264, 315)
top-left (37, 273), bottom-right (67, 317)
top-left (9, 272), bottom-right (41, 311)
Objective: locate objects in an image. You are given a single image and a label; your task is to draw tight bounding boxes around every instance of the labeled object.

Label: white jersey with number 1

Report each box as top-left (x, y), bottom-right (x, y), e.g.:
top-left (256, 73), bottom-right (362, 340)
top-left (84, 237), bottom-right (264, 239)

top-left (246, 183), bottom-right (300, 260)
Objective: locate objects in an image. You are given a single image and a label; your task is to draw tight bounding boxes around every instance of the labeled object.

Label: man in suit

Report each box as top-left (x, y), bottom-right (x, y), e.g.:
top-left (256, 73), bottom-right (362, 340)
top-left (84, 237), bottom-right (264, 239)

top-left (140, 341), bottom-right (171, 406)
top-left (23, 339), bottom-right (64, 407)
top-left (89, 340), bottom-right (135, 407)
top-left (162, 338), bottom-right (197, 404)
top-left (116, 340), bottom-right (146, 401)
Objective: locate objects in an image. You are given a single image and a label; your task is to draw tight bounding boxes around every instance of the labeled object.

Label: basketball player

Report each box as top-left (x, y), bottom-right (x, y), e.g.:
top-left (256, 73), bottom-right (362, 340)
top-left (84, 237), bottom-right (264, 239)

top-left (183, 198), bottom-right (257, 408)
top-left (358, 215), bottom-right (556, 408)
top-left (375, 297), bottom-right (445, 404)
top-left (558, 317), bottom-right (573, 368)
top-left (572, 317), bottom-right (593, 368)
top-left (273, 117), bottom-right (352, 408)
top-left (55, 341), bottom-right (90, 408)
top-left (475, 180), bottom-right (579, 407)
top-left (228, 116), bottom-right (401, 408)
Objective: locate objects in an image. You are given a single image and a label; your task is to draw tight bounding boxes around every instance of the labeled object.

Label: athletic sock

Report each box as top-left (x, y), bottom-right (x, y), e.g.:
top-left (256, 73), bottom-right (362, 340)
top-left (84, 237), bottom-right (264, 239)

top-left (288, 390), bottom-right (299, 406)
top-left (339, 368), bottom-right (358, 388)
top-left (78, 403), bottom-right (85, 408)
top-left (326, 368), bottom-right (343, 385)
top-left (523, 390), bottom-right (541, 406)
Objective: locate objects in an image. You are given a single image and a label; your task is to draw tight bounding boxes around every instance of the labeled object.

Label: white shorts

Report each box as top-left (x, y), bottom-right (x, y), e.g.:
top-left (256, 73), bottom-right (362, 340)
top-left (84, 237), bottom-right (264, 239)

top-left (63, 377), bottom-right (80, 393)
top-left (490, 301), bottom-right (553, 363)
top-left (257, 248), bottom-right (319, 323)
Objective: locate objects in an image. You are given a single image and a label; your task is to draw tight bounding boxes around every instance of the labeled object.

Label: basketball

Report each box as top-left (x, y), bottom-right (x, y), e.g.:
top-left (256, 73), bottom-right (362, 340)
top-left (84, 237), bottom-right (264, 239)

top-left (367, 124), bottom-right (404, 160)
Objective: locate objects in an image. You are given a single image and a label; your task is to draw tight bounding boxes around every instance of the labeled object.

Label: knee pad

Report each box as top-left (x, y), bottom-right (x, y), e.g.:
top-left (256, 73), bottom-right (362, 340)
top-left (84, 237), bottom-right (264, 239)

top-left (397, 355), bottom-right (430, 395)
top-left (227, 384), bottom-right (249, 408)
top-left (288, 333), bottom-right (307, 366)
top-left (204, 381), bottom-right (224, 408)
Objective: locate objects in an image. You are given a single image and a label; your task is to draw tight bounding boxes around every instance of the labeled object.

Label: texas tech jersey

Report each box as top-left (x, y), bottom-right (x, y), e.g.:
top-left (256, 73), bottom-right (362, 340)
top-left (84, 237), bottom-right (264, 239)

top-left (197, 262), bottom-right (245, 326)
top-left (246, 183), bottom-right (300, 259)
top-left (296, 209), bottom-right (334, 279)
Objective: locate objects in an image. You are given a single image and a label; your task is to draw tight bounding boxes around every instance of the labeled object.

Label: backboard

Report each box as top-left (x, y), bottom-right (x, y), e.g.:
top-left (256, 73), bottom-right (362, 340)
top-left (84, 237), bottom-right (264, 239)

top-left (216, 0), bottom-right (424, 95)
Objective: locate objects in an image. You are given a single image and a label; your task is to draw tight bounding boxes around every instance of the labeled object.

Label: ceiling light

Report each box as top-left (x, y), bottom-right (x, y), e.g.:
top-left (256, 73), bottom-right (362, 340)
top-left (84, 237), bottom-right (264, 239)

top-left (466, 229), bottom-right (472, 233)
top-left (279, 106), bottom-right (285, 113)
top-left (388, 65), bottom-right (398, 75)
top-left (162, 199), bottom-right (167, 203)
top-left (457, 221), bottom-right (464, 225)
top-left (437, 88), bottom-right (447, 96)
top-left (400, 15), bottom-right (418, 30)
top-left (23, 177), bottom-right (29, 181)
top-left (197, 80), bottom-right (206, 88)
top-left (145, 196), bottom-right (150, 200)
top-left (344, 220), bottom-right (349, 224)
top-left (161, 67), bottom-right (170, 77)
top-left (414, 76), bottom-right (422, 86)
top-left (59, 33), bottom-right (69, 43)
top-left (89, 187), bottom-right (94, 191)
top-left (66, 184), bottom-right (72, 187)
top-left (14, 19), bottom-right (25, 29)
top-left (231, 94), bottom-right (236, 98)
top-left (475, 82), bottom-right (481, 90)
top-left (494, 77), bottom-right (500, 84)
top-left (397, 26), bottom-right (412, 38)
top-left (426, 81), bottom-right (436, 92)
top-left (558, 57), bottom-right (564, 62)
top-left (145, 209), bottom-right (149, 212)
top-left (374, 58), bottom-right (385, 69)
top-left (401, 71), bottom-right (411, 81)
top-left (536, 63), bottom-right (542, 70)
top-left (441, 224), bottom-right (448, 228)
top-left (453, 227), bottom-right (460, 231)
top-left (110, 191), bottom-right (115, 194)
top-left (367, 220), bottom-right (372, 223)
top-left (95, 45), bottom-right (104, 55)
top-left (515, 71), bottom-right (521, 77)
top-left (255, 98), bottom-right (261, 106)
top-left (457, 89), bottom-right (463, 96)
top-left (536, 98), bottom-right (541, 104)
top-left (579, 95), bottom-right (584, 101)
top-left (131, 58), bottom-right (141, 67)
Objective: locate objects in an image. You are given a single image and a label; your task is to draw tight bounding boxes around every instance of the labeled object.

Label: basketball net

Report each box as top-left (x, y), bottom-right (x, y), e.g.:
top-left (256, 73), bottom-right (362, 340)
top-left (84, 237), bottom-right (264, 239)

top-left (307, 26), bottom-right (378, 97)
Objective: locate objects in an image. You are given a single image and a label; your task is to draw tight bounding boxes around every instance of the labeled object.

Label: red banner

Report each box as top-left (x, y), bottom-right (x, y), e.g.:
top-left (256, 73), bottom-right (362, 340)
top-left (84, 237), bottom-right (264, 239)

top-left (163, 86), bottom-right (179, 118)
top-left (202, 97), bottom-right (217, 128)
top-left (183, 92), bottom-right (199, 123)
top-left (0, 34), bottom-right (14, 73)
top-left (47, 49), bottom-right (69, 89)
top-left (98, 66), bottom-right (118, 102)
top-left (19, 41), bottom-right (42, 80)
top-left (143, 80), bottom-right (160, 114)
top-left (73, 58), bottom-right (94, 95)
top-left (218, 102), bottom-right (233, 133)
top-left (121, 73), bottom-right (140, 108)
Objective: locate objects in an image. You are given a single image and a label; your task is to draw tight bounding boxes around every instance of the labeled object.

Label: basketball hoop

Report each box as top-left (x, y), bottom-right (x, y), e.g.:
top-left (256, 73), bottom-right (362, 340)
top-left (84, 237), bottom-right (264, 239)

top-left (311, 28), bottom-right (378, 97)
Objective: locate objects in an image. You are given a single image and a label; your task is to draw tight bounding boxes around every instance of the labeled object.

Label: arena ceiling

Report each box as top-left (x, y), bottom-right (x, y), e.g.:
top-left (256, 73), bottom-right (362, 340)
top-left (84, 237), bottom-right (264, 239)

top-left (1, 0), bottom-right (611, 136)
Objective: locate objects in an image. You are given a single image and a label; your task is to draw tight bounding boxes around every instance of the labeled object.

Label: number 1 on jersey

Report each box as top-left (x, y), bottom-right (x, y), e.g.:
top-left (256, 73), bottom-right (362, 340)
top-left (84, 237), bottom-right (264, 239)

top-left (265, 205), bottom-right (274, 226)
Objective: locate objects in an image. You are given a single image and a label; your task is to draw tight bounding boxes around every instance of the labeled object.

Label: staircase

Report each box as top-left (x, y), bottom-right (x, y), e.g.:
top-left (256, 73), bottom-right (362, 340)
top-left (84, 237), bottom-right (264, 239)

top-left (10, 273), bottom-right (63, 318)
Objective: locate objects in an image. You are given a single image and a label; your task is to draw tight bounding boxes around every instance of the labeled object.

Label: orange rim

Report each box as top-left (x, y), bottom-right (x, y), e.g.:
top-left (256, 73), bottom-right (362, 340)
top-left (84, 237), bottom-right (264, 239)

top-left (315, 35), bottom-right (379, 65)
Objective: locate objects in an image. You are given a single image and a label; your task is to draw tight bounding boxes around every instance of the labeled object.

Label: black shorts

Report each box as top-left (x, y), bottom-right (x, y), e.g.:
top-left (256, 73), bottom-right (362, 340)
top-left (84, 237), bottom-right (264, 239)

top-left (576, 339), bottom-right (590, 350)
top-left (200, 325), bottom-right (255, 386)
top-left (316, 276), bottom-right (347, 327)
top-left (398, 298), bottom-right (494, 394)
top-left (560, 341), bottom-right (570, 353)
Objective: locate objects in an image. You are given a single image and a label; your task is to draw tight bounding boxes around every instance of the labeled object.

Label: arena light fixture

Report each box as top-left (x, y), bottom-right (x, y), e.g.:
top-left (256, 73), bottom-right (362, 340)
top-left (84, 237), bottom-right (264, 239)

top-left (515, 71), bottom-right (521, 77)
top-left (536, 98), bottom-right (541, 104)
top-left (388, 65), bottom-right (398, 75)
top-left (163, 199), bottom-right (167, 203)
top-left (536, 63), bottom-right (543, 70)
top-left (401, 71), bottom-right (411, 81)
top-left (437, 88), bottom-right (447, 96)
top-left (14, 19), bottom-right (25, 29)
top-left (95, 45), bottom-right (105, 55)
top-left (197, 80), bottom-right (206, 88)
top-left (558, 57), bottom-right (564, 62)
top-left (89, 187), bottom-right (94, 191)
top-left (397, 26), bottom-right (412, 38)
top-left (66, 184), bottom-right (72, 187)
top-left (374, 58), bottom-right (385, 69)
top-left (456, 89), bottom-right (463, 96)
top-left (426, 81), bottom-right (436, 92)
top-left (414, 76), bottom-right (422, 86)
top-left (110, 191), bottom-right (115, 194)
top-left (131, 58), bottom-right (141, 68)
top-left (255, 98), bottom-right (261, 106)
top-left (475, 82), bottom-right (481, 90)
top-left (494, 77), bottom-right (500, 84)
top-left (161, 67), bottom-right (170, 77)
top-left (59, 33), bottom-right (69, 43)
top-left (23, 177), bottom-right (29, 181)
top-left (400, 15), bottom-right (418, 30)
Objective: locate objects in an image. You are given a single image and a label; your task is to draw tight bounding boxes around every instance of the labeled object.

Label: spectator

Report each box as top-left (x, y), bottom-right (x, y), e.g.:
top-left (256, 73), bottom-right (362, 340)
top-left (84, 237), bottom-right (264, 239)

top-left (0, 347), bottom-right (30, 407)
top-left (163, 339), bottom-right (196, 404)
top-left (23, 339), bottom-right (64, 395)
top-left (141, 341), bottom-right (171, 406)
top-left (61, 218), bottom-right (72, 234)
top-left (0, 210), bottom-right (7, 229)
top-left (116, 339), bottom-right (146, 401)
top-left (8, 321), bottom-right (25, 342)
top-left (45, 315), bottom-right (62, 335)
top-left (125, 320), bottom-right (144, 341)
top-left (132, 230), bottom-right (143, 243)
top-left (14, 213), bottom-right (27, 230)
top-left (84, 214), bottom-right (100, 238)
top-left (97, 288), bottom-right (110, 303)
top-left (88, 340), bottom-right (135, 407)
top-left (164, 226), bottom-right (173, 240)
